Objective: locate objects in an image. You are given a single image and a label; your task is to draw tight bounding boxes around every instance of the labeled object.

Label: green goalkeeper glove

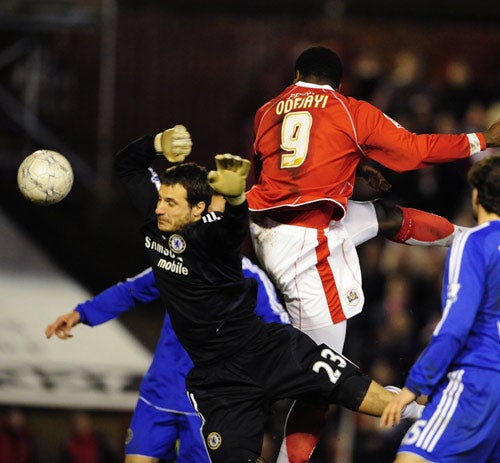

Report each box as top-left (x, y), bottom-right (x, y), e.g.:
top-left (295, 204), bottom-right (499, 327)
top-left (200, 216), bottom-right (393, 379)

top-left (207, 153), bottom-right (251, 205)
top-left (154, 125), bottom-right (192, 163)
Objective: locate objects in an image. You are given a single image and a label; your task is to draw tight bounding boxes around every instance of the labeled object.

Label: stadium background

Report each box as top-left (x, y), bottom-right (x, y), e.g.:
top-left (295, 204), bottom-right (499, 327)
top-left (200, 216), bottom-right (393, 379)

top-left (0, 1), bottom-right (499, 461)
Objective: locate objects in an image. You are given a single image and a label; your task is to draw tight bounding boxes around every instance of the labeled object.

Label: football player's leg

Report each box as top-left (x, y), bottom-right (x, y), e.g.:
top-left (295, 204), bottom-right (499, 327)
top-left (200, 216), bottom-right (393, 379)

top-left (276, 400), bottom-right (329, 463)
top-left (196, 403), bottom-right (266, 463)
top-left (394, 453), bottom-right (432, 462)
top-left (177, 413), bottom-right (210, 463)
top-left (125, 399), bottom-right (178, 463)
top-left (276, 323), bottom-right (347, 463)
top-left (374, 200), bottom-right (465, 246)
top-left (187, 370), bottom-right (268, 463)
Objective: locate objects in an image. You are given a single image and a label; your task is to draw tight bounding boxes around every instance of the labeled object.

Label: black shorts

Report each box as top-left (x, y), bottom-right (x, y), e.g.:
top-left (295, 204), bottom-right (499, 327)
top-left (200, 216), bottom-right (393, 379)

top-left (186, 323), bottom-right (365, 463)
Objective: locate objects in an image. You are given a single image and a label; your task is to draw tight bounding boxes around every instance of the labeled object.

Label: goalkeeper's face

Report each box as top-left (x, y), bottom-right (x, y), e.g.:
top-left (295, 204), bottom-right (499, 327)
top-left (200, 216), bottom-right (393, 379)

top-left (156, 183), bottom-right (205, 232)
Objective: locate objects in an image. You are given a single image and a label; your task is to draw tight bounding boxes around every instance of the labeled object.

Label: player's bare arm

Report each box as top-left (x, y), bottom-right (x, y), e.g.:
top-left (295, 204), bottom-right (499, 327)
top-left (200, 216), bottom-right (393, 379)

top-left (380, 387), bottom-right (417, 428)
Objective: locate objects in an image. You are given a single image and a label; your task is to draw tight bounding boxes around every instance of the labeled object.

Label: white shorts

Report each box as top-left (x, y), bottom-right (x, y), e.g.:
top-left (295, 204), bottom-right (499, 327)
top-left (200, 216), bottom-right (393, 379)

top-left (249, 201), bottom-right (377, 334)
top-left (342, 200), bottom-right (379, 246)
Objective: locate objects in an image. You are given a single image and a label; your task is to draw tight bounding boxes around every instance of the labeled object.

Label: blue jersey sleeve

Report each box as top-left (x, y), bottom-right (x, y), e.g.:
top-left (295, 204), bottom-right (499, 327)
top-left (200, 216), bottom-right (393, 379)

top-left (405, 229), bottom-right (485, 396)
top-left (242, 256), bottom-right (290, 324)
top-left (76, 268), bottom-right (160, 326)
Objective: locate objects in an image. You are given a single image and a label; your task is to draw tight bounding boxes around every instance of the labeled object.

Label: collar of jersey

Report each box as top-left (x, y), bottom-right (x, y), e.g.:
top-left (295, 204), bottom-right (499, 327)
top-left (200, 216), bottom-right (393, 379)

top-left (295, 81), bottom-right (335, 91)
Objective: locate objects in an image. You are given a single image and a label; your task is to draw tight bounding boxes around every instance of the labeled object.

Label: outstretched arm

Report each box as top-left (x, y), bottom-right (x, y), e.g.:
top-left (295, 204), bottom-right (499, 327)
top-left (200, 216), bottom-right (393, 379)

top-left (45, 268), bottom-right (160, 339)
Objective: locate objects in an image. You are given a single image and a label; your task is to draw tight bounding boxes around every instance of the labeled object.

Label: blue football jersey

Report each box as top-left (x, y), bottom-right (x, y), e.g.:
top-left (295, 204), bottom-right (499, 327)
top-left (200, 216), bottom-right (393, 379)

top-left (405, 220), bottom-right (500, 396)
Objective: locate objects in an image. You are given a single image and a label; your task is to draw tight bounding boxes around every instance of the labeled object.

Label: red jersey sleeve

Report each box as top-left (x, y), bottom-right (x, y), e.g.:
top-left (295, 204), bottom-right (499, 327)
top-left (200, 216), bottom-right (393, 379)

top-left (352, 99), bottom-right (483, 173)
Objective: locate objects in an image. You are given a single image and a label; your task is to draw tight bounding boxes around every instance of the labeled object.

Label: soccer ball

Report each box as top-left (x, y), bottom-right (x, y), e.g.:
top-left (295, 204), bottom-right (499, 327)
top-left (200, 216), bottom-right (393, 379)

top-left (17, 150), bottom-right (74, 205)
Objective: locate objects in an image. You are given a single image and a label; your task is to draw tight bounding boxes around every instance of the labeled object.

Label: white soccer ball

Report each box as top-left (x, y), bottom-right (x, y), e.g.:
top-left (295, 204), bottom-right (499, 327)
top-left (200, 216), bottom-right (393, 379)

top-left (17, 150), bottom-right (74, 205)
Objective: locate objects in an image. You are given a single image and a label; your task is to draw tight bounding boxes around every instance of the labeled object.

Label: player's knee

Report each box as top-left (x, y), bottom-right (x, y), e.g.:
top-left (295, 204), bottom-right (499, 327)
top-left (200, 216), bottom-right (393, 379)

top-left (333, 372), bottom-right (372, 411)
top-left (374, 199), bottom-right (402, 236)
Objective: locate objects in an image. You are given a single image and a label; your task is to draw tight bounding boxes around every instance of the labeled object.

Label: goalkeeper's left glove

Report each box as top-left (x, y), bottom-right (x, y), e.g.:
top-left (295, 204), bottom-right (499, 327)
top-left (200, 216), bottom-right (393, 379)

top-left (154, 124), bottom-right (192, 163)
top-left (207, 153), bottom-right (250, 205)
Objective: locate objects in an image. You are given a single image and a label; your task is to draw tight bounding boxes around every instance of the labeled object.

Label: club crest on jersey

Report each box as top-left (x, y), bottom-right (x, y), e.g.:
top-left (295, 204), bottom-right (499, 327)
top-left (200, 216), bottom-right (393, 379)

top-left (168, 234), bottom-right (186, 253)
top-left (345, 288), bottom-right (360, 305)
top-left (207, 432), bottom-right (222, 450)
top-left (125, 428), bottom-right (133, 445)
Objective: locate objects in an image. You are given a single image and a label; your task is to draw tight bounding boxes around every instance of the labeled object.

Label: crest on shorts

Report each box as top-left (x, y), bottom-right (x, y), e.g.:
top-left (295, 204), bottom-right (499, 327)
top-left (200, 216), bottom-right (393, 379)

top-left (345, 288), bottom-right (360, 305)
top-left (125, 428), bottom-right (133, 445)
top-left (207, 432), bottom-right (222, 450)
top-left (169, 234), bottom-right (186, 253)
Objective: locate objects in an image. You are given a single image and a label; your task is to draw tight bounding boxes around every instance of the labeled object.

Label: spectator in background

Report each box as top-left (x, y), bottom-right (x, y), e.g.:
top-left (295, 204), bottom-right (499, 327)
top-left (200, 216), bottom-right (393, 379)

top-left (59, 412), bottom-right (117, 463)
top-left (434, 57), bottom-right (484, 121)
top-left (349, 50), bottom-right (384, 101)
top-left (0, 408), bottom-right (37, 463)
top-left (370, 49), bottom-right (431, 132)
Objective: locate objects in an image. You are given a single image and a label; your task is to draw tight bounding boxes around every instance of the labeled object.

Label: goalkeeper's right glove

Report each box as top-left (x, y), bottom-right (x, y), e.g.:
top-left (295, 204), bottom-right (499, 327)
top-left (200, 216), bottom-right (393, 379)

top-left (154, 124), bottom-right (192, 163)
top-left (207, 153), bottom-right (251, 205)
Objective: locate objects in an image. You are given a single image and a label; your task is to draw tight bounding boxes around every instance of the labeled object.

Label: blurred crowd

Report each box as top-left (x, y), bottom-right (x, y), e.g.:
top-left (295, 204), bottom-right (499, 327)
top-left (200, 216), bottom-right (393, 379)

top-left (0, 408), bottom-right (120, 463)
top-left (346, 47), bottom-right (500, 215)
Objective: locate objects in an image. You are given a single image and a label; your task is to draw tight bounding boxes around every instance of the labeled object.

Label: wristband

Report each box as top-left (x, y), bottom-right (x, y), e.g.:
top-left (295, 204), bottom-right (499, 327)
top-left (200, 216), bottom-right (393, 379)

top-left (225, 193), bottom-right (246, 206)
top-left (154, 133), bottom-right (163, 152)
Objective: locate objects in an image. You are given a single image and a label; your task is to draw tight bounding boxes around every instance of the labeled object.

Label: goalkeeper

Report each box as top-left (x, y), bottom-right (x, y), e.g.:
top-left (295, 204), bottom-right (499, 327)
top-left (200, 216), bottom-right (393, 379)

top-left (113, 127), bottom-right (424, 463)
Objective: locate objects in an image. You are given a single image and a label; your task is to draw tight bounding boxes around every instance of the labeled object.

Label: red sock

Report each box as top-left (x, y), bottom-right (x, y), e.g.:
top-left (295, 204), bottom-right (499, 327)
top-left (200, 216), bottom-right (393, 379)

top-left (279, 402), bottom-right (328, 463)
top-left (389, 206), bottom-right (455, 246)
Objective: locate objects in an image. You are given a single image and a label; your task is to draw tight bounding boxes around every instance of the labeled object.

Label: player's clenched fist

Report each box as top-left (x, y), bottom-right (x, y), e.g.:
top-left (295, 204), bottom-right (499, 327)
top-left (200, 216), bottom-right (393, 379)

top-left (154, 125), bottom-right (193, 163)
top-left (208, 154), bottom-right (250, 205)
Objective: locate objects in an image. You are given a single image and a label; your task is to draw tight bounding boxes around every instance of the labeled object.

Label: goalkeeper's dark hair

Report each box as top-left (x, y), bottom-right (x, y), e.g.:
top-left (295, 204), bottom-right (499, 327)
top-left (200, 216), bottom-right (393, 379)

top-left (294, 46), bottom-right (343, 89)
top-left (160, 162), bottom-right (213, 209)
top-left (467, 155), bottom-right (500, 215)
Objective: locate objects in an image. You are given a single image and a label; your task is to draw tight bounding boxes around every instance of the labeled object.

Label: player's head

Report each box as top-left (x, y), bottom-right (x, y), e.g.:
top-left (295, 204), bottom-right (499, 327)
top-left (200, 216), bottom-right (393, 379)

top-left (294, 46), bottom-right (343, 89)
top-left (156, 162), bottom-right (213, 232)
top-left (468, 155), bottom-right (500, 219)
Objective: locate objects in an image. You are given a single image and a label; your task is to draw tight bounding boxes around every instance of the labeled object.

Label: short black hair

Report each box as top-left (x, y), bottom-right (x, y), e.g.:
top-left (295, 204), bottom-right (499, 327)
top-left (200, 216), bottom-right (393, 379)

top-left (160, 162), bottom-right (213, 209)
top-left (294, 46), bottom-right (343, 88)
top-left (468, 155), bottom-right (500, 215)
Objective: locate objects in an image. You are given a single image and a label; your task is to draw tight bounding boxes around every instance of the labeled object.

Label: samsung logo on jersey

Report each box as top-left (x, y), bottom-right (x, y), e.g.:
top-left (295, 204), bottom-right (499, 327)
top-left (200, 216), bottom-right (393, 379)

top-left (157, 258), bottom-right (189, 275)
top-left (145, 236), bottom-right (177, 259)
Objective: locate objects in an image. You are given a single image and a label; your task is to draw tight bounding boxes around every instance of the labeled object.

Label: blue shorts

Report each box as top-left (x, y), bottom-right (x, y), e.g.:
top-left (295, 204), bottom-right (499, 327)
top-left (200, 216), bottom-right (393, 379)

top-left (398, 368), bottom-right (500, 462)
top-left (125, 397), bottom-right (210, 463)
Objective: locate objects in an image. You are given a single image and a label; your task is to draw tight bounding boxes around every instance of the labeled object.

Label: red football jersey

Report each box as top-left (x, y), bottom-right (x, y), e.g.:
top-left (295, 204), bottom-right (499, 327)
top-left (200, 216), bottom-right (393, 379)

top-left (246, 81), bottom-right (485, 219)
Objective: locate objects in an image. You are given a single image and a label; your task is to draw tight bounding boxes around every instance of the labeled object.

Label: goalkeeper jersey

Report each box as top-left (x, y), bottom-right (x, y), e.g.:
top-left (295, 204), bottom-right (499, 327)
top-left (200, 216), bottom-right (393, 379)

top-left (404, 220), bottom-right (500, 397)
top-left (115, 136), bottom-right (275, 366)
top-left (76, 259), bottom-right (288, 412)
top-left (247, 81), bottom-right (486, 220)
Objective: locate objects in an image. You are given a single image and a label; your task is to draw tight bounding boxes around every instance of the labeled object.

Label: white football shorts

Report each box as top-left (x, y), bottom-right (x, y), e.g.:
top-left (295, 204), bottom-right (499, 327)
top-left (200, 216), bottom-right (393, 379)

top-left (249, 201), bottom-right (378, 335)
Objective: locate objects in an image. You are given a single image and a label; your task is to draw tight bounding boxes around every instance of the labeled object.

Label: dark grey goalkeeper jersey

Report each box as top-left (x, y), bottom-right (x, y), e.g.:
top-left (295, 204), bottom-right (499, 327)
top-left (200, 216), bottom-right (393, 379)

top-left (115, 135), bottom-right (265, 365)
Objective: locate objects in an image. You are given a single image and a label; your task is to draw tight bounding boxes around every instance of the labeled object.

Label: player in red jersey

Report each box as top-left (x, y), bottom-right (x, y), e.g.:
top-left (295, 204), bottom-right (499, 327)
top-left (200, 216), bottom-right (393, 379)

top-left (246, 46), bottom-right (500, 463)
